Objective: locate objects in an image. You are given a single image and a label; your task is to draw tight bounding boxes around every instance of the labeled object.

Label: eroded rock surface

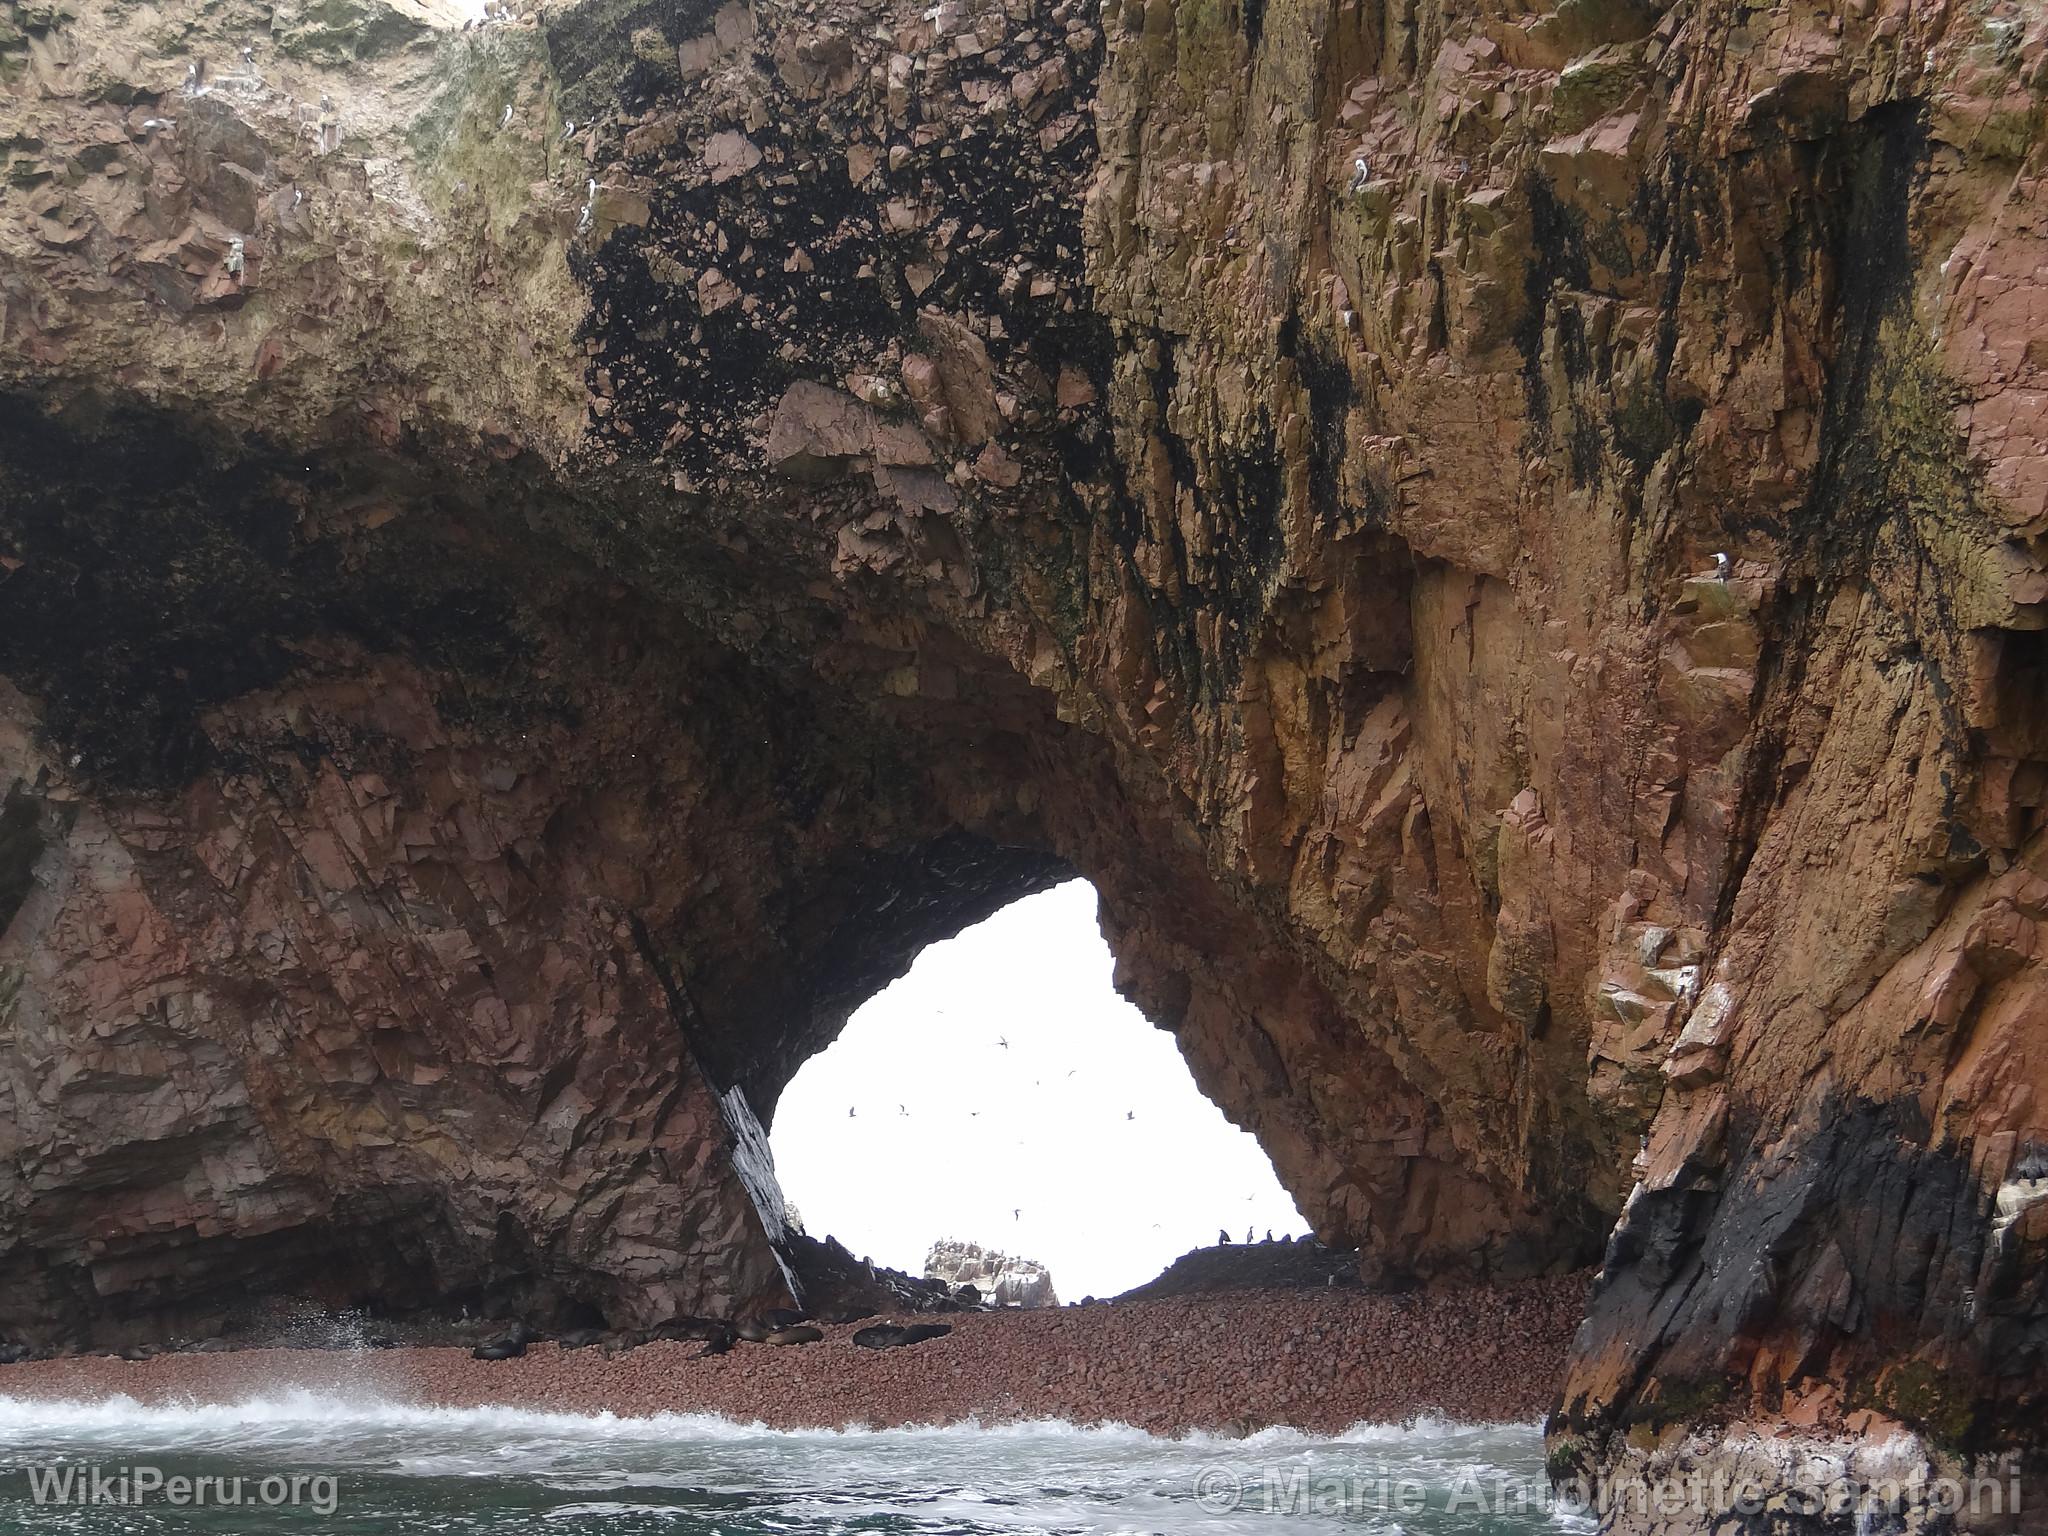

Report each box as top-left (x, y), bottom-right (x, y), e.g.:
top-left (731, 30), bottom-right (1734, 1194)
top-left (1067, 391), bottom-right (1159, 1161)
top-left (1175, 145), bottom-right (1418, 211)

top-left (2, 0), bottom-right (2045, 1516)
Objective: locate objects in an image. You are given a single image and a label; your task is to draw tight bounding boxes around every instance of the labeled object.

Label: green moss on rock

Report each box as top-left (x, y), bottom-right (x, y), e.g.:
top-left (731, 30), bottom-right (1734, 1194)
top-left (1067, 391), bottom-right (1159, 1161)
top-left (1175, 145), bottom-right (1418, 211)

top-left (1859, 1361), bottom-right (1981, 1453)
top-left (269, 0), bottom-right (440, 65)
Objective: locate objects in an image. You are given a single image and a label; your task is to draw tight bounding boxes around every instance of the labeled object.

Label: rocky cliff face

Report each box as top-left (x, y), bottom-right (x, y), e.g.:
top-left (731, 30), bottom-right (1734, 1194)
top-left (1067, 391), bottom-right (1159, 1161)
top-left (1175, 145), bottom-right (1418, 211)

top-left (1, 0), bottom-right (2043, 1517)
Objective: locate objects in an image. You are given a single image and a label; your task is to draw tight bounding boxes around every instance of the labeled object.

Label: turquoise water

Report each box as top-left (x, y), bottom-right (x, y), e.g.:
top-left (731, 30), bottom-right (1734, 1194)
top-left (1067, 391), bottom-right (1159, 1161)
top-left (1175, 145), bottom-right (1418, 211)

top-left (0, 1393), bottom-right (1581, 1534)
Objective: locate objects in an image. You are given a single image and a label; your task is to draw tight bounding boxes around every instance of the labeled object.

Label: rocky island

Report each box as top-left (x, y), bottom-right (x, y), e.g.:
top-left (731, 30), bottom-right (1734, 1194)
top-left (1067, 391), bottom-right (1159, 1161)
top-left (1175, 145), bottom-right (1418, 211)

top-left (0, 0), bottom-right (2043, 1526)
top-left (924, 1239), bottom-right (1059, 1308)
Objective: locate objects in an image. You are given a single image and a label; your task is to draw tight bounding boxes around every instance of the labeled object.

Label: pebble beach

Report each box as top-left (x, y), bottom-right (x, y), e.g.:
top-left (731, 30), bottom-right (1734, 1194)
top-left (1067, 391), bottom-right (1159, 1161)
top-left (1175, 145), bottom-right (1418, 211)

top-left (0, 1275), bottom-right (1589, 1436)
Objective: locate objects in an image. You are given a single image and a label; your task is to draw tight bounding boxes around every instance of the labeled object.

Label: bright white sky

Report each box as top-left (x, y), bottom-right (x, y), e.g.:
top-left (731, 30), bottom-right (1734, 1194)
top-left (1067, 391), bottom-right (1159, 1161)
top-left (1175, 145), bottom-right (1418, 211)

top-left (769, 879), bottom-right (1308, 1300)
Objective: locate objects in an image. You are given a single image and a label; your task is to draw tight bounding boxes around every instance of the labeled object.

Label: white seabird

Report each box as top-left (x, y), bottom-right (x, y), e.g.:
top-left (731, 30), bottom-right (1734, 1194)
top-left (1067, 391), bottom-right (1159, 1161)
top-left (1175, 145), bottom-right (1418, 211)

top-left (225, 237), bottom-right (245, 278)
top-left (500, 102), bottom-right (514, 130)
top-left (1713, 551), bottom-right (1730, 579)
top-left (1349, 155), bottom-right (1370, 194)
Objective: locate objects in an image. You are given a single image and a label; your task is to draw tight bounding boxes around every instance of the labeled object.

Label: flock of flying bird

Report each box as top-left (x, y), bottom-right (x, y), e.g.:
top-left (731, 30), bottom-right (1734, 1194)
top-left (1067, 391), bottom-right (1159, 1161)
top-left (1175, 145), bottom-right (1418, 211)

top-left (834, 1029), bottom-right (1279, 1236)
top-left (847, 1034), bottom-right (1138, 1131)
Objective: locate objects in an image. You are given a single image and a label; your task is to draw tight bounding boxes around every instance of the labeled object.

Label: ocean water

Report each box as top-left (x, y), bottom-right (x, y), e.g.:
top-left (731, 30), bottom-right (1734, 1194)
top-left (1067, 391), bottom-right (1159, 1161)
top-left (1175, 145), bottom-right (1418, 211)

top-left (0, 1393), bottom-right (1583, 1534)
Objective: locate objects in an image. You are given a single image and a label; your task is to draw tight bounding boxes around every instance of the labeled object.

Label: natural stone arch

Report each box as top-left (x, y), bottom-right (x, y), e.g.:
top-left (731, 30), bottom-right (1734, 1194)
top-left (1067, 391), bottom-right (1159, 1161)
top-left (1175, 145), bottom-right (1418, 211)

top-left (0, 381), bottom-right (1604, 1346)
top-left (12, 0), bottom-right (2046, 1490)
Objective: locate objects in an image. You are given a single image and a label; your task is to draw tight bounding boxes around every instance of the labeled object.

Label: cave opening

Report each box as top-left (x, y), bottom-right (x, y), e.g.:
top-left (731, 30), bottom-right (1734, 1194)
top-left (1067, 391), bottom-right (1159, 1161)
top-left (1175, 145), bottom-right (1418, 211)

top-left (767, 878), bottom-right (1309, 1303)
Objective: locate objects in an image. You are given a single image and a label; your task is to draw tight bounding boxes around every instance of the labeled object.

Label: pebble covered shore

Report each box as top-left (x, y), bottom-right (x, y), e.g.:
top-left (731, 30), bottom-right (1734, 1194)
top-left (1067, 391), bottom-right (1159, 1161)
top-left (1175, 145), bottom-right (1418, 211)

top-left (0, 1276), bottom-right (1589, 1436)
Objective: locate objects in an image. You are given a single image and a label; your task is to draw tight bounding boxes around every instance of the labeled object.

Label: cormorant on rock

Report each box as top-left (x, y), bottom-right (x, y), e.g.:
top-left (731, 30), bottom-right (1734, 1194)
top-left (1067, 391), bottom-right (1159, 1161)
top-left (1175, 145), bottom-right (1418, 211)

top-left (500, 102), bottom-right (514, 130)
top-left (1218, 1229), bottom-right (1232, 1244)
top-left (1349, 155), bottom-right (1371, 194)
top-left (225, 237), bottom-right (244, 278)
top-left (1713, 551), bottom-right (1731, 579)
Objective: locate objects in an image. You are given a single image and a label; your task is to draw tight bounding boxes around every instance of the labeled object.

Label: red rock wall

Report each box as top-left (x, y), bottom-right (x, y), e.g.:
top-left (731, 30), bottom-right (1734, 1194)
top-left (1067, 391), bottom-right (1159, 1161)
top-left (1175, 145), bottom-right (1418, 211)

top-left (1, 0), bottom-right (2044, 1498)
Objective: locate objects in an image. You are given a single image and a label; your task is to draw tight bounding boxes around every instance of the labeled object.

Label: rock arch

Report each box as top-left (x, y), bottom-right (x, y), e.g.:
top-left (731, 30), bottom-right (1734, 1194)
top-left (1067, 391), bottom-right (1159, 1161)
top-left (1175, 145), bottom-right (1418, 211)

top-left (4, 0), bottom-right (2045, 1497)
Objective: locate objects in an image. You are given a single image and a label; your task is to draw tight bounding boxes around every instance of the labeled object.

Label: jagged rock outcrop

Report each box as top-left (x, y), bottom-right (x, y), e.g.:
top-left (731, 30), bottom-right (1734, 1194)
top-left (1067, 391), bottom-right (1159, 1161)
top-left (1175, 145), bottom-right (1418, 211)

top-left (2, 0), bottom-right (2045, 1520)
top-left (924, 1238), bottom-right (1058, 1307)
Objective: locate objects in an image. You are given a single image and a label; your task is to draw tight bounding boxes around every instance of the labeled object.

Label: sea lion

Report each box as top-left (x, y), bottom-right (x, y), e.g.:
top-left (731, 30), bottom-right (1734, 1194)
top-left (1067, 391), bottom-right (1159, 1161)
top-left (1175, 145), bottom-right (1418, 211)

top-left (557, 1327), bottom-right (605, 1350)
top-left (852, 1322), bottom-right (950, 1349)
top-left (472, 1336), bottom-right (526, 1360)
top-left (650, 1315), bottom-right (724, 1342)
top-left (735, 1321), bottom-right (771, 1343)
top-left (694, 1326), bottom-right (735, 1358)
top-left (763, 1307), bottom-right (810, 1330)
top-left (763, 1325), bottom-right (823, 1345)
